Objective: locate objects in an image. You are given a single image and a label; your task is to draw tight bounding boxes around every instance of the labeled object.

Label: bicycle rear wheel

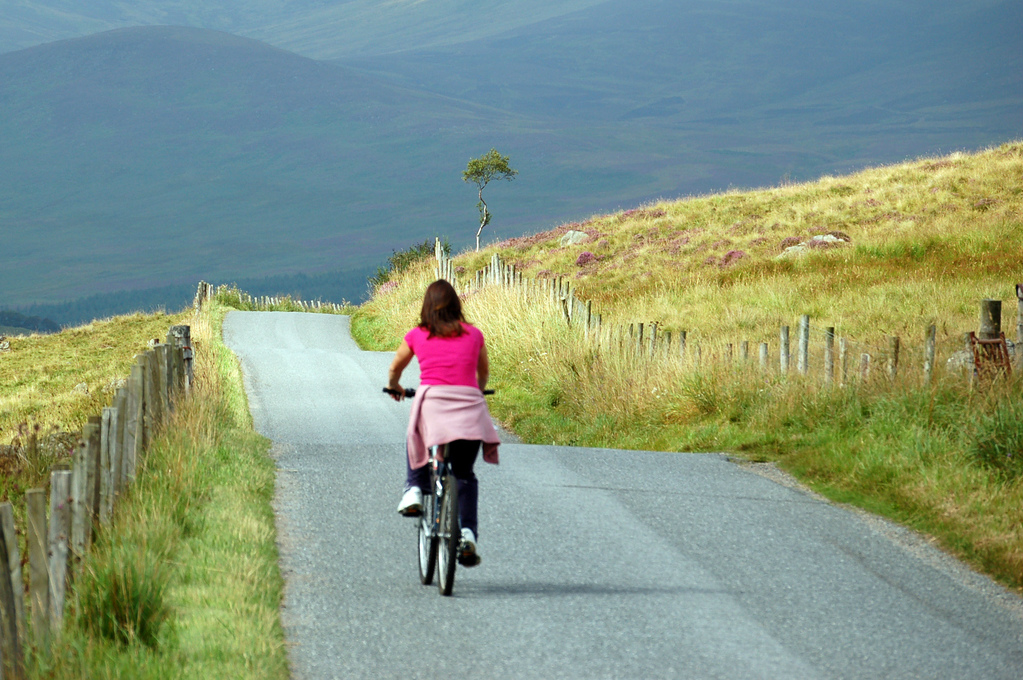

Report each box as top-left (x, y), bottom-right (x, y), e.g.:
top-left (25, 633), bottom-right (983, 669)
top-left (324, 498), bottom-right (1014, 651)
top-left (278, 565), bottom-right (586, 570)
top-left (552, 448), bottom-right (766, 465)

top-left (417, 490), bottom-right (438, 585)
top-left (436, 474), bottom-right (459, 596)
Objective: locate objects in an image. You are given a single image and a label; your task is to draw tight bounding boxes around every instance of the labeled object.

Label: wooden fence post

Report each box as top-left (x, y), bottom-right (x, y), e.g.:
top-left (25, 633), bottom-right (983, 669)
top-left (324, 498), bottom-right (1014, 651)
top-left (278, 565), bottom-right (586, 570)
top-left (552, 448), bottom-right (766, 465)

top-left (125, 363), bottom-right (143, 483)
top-left (69, 433), bottom-right (87, 562)
top-left (166, 327), bottom-right (185, 401)
top-left (1016, 283), bottom-right (1022, 370)
top-left (780, 325), bottom-right (790, 374)
top-left (979, 299), bottom-right (1002, 340)
top-left (155, 344), bottom-right (170, 416)
top-left (888, 336), bottom-right (900, 380)
top-left (142, 351), bottom-right (158, 444)
top-left (100, 406), bottom-right (118, 525)
top-left (25, 490), bottom-right (48, 649)
top-left (113, 389), bottom-right (127, 497)
top-left (924, 324), bottom-right (937, 384)
top-left (0, 502), bottom-right (24, 669)
top-left (741, 341), bottom-right (749, 364)
top-left (824, 327), bottom-right (835, 385)
top-left (759, 342), bottom-right (768, 371)
top-left (70, 419), bottom-right (100, 562)
top-left (47, 469), bottom-right (72, 632)
top-left (860, 353), bottom-right (871, 381)
top-left (839, 338), bottom-right (849, 387)
top-left (0, 504), bottom-right (25, 680)
top-left (798, 315), bottom-right (810, 375)
top-left (679, 331), bottom-right (687, 363)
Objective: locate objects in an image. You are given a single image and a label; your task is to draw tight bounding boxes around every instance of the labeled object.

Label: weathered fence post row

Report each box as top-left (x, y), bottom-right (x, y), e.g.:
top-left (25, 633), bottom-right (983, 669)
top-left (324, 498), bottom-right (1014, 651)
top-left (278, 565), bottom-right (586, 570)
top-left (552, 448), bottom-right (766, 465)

top-left (436, 245), bottom-right (1018, 390)
top-left (0, 325), bottom-right (195, 674)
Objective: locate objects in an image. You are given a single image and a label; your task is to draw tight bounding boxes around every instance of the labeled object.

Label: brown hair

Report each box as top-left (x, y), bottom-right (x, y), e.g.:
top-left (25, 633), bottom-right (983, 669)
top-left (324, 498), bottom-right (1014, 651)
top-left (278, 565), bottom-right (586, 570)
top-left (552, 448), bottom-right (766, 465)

top-left (419, 280), bottom-right (466, 338)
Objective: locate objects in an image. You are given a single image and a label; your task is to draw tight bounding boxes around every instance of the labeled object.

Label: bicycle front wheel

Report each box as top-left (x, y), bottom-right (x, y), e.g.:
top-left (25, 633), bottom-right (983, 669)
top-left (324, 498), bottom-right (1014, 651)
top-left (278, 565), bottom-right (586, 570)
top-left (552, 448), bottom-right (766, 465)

top-left (436, 474), bottom-right (459, 596)
top-left (418, 491), bottom-right (438, 585)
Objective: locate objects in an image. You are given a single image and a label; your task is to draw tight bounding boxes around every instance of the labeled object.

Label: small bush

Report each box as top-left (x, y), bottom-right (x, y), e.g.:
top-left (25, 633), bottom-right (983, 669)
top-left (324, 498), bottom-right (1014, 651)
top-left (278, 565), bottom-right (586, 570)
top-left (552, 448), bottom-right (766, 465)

top-left (369, 238), bottom-right (449, 289)
top-left (77, 539), bottom-right (172, 648)
top-left (972, 399), bottom-right (1023, 478)
top-left (721, 250), bottom-right (747, 266)
top-left (576, 251), bottom-right (596, 266)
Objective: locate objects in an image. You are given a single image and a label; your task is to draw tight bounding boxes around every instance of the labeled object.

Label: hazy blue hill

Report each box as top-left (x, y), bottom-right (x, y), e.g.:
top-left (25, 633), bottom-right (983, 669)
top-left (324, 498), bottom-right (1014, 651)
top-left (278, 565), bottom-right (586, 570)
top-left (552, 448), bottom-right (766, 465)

top-left (344, 0), bottom-right (1022, 128)
top-left (0, 311), bottom-right (59, 334)
top-left (1, 3), bottom-right (1020, 315)
top-left (0, 0), bottom-right (608, 58)
top-left (0, 26), bottom-right (558, 306)
top-left (6, 268), bottom-right (372, 329)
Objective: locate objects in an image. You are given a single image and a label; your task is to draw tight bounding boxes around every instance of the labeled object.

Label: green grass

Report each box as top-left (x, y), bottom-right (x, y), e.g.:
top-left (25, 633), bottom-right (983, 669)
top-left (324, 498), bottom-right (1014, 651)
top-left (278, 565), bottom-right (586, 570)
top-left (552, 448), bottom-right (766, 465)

top-left (0, 302), bottom-right (288, 678)
top-left (1, 310), bottom-right (191, 519)
top-left (352, 142), bottom-right (1023, 592)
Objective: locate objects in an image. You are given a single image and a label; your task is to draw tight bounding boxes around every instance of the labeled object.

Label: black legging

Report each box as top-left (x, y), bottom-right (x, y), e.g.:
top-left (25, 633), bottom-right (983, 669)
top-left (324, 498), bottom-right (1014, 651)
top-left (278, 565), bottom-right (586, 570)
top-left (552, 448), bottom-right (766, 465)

top-left (406, 439), bottom-right (481, 537)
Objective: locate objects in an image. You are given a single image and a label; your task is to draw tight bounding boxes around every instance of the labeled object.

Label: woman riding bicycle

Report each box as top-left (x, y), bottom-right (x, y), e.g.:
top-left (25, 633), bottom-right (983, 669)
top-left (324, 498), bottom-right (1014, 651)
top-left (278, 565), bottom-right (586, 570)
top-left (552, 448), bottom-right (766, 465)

top-left (387, 279), bottom-right (500, 567)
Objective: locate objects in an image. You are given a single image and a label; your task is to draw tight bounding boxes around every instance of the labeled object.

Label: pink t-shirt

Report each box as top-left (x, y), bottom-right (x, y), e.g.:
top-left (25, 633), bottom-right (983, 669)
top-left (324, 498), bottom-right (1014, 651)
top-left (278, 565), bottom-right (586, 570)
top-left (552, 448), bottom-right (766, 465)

top-left (404, 323), bottom-right (484, 388)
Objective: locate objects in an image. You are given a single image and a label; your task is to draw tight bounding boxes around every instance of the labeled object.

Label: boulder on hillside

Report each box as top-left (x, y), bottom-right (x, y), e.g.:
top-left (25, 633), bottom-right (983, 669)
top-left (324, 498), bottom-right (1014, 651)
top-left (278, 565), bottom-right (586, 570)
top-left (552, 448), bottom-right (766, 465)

top-left (559, 230), bottom-right (589, 247)
top-left (776, 233), bottom-right (851, 258)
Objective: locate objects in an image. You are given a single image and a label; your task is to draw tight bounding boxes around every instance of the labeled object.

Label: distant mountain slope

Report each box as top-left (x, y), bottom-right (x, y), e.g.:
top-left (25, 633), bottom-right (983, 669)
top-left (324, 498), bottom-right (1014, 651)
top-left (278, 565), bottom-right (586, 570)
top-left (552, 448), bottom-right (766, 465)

top-left (346, 0), bottom-right (1023, 127)
top-left (0, 0), bottom-right (607, 57)
top-left (0, 27), bottom-right (477, 303)
top-left (2, 1), bottom-right (1020, 312)
top-left (0, 26), bottom-right (651, 306)
top-left (0, 311), bottom-right (59, 335)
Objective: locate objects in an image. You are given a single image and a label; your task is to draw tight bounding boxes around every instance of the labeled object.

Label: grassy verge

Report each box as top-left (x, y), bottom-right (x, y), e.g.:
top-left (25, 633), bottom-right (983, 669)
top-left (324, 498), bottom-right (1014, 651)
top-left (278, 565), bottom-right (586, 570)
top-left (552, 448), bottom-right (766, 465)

top-left (351, 143), bottom-right (1023, 593)
top-left (2, 303), bottom-right (287, 678)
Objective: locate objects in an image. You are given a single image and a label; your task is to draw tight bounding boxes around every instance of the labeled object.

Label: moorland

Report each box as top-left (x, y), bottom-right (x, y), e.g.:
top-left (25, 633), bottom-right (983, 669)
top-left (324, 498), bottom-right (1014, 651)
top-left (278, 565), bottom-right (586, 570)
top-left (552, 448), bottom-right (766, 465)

top-left (2, 0), bottom-right (1020, 323)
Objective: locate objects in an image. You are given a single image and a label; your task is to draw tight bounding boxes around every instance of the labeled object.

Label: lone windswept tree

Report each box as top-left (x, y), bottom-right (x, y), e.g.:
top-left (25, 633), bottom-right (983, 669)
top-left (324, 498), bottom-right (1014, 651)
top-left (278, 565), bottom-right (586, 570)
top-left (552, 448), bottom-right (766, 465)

top-left (462, 148), bottom-right (517, 251)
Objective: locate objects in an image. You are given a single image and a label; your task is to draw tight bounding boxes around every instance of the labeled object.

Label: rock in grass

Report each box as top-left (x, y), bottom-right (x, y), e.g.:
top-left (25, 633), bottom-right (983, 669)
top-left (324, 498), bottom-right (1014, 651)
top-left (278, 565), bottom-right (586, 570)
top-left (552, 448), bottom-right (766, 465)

top-left (776, 234), bottom-right (851, 258)
top-left (559, 230), bottom-right (589, 247)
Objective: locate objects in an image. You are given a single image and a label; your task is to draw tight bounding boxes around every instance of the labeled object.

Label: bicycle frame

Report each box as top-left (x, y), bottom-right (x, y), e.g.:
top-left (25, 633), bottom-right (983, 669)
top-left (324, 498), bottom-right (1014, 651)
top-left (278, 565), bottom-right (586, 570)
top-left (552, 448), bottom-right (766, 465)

top-left (424, 442), bottom-right (460, 595)
top-left (428, 443), bottom-right (450, 536)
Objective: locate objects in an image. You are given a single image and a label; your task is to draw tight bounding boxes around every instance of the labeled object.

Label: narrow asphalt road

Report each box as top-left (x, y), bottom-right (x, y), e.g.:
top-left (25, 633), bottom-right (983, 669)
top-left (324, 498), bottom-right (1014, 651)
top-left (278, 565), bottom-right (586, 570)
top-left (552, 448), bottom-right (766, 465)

top-left (223, 311), bottom-right (1023, 679)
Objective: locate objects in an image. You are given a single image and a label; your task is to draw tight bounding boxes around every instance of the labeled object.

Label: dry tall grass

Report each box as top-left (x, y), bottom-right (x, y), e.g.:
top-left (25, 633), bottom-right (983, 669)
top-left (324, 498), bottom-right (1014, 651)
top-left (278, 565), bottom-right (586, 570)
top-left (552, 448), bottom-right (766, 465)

top-left (2, 304), bottom-right (286, 678)
top-left (353, 142), bottom-right (1023, 590)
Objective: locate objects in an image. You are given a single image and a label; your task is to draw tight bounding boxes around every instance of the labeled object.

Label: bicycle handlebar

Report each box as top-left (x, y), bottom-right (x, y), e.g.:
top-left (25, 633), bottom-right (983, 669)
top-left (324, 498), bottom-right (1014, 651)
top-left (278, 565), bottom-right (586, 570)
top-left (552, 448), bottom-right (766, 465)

top-left (383, 387), bottom-right (494, 398)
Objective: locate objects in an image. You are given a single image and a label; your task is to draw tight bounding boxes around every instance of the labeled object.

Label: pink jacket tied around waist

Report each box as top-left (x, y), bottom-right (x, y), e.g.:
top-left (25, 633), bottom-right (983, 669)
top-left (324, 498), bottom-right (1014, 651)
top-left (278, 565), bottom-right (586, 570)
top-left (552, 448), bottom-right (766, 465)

top-left (407, 384), bottom-right (500, 470)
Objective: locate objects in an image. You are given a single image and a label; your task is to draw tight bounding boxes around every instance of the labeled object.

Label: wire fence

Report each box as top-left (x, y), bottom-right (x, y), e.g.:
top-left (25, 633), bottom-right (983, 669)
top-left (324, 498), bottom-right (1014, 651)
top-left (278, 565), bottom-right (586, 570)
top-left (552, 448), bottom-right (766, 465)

top-left (436, 243), bottom-right (1022, 390)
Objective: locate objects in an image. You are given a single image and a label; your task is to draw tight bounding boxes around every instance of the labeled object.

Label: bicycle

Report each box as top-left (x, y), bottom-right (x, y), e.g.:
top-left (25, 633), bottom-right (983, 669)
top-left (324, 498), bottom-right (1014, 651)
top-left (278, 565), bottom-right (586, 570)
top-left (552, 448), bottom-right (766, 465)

top-left (384, 386), bottom-right (492, 596)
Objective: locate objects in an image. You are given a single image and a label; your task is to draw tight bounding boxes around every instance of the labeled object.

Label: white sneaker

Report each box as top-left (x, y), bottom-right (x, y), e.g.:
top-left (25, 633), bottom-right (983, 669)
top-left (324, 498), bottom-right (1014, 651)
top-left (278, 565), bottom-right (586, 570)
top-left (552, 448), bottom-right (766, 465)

top-left (458, 528), bottom-right (481, 567)
top-left (397, 487), bottom-right (423, 516)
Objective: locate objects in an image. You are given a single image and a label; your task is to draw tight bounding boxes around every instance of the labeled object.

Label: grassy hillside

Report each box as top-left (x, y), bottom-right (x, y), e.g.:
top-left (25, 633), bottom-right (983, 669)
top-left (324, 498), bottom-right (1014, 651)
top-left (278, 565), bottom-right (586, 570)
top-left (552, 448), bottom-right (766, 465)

top-left (0, 304), bottom-right (289, 678)
top-left (448, 142), bottom-right (1023, 339)
top-left (353, 142), bottom-right (1023, 590)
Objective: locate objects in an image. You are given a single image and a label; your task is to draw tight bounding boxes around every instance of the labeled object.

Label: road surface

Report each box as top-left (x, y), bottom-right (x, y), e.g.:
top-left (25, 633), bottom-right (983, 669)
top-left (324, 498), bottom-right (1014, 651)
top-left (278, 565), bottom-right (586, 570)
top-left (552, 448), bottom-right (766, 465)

top-left (223, 311), bottom-right (1023, 679)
